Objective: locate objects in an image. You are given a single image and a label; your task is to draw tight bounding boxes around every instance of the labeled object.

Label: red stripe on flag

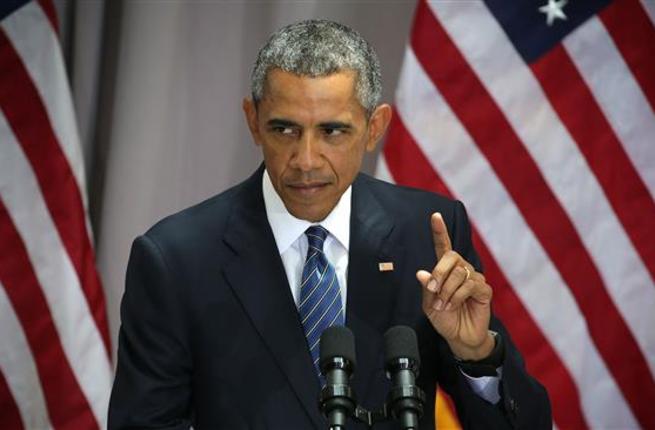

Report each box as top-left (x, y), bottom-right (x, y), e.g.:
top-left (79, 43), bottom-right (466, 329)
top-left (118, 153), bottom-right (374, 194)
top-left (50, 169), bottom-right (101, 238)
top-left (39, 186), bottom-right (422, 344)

top-left (411, 2), bottom-right (655, 427)
top-left (383, 117), bottom-right (451, 198)
top-left (531, 44), bottom-right (655, 283)
top-left (0, 29), bottom-right (111, 357)
top-left (384, 113), bottom-right (588, 428)
top-left (600, 0), bottom-right (655, 112)
top-left (0, 201), bottom-right (98, 429)
top-left (36, 0), bottom-right (59, 35)
top-left (474, 230), bottom-right (588, 429)
top-left (0, 369), bottom-right (24, 430)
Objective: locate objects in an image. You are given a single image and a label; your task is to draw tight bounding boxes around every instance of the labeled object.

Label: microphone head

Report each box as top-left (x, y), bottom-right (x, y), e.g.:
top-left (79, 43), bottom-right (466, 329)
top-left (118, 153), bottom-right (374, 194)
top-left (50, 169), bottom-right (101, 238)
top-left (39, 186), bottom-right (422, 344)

top-left (319, 325), bottom-right (356, 372)
top-left (384, 325), bottom-right (420, 367)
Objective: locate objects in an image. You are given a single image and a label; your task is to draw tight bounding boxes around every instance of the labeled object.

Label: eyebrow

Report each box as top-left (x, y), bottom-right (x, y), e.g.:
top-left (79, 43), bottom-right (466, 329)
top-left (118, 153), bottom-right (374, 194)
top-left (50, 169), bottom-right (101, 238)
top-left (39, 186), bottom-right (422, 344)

top-left (318, 121), bottom-right (352, 130)
top-left (267, 118), bottom-right (300, 128)
top-left (266, 119), bottom-right (353, 130)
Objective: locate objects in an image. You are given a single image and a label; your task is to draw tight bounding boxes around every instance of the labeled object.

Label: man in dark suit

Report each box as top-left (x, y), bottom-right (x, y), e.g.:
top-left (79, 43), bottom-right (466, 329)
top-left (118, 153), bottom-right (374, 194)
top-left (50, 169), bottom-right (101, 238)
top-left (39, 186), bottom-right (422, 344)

top-left (108, 20), bottom-right (550, 429)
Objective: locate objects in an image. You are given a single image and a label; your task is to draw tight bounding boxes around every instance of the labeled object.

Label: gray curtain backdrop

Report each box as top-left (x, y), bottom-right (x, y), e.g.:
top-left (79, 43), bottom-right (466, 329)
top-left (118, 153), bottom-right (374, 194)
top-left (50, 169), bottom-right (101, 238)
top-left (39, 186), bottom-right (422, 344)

top-left (61, 0), bottom-right (416, 359)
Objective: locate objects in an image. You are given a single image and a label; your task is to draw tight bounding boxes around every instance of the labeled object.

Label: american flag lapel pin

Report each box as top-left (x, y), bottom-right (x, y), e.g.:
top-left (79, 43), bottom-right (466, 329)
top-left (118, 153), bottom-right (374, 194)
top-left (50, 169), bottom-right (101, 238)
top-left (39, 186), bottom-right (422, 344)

top-left (378, 262), bottom-right (394, 272)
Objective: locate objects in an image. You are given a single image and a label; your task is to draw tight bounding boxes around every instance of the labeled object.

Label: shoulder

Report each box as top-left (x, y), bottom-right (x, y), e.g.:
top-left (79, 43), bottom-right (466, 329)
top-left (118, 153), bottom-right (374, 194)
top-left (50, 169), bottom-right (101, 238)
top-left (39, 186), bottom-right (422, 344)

top-left (355, 173), bottom-right (464, 221)
top-left (143, 175), bottom-right (253, 249)
top-left (355, 173), bottom-right (481, 269)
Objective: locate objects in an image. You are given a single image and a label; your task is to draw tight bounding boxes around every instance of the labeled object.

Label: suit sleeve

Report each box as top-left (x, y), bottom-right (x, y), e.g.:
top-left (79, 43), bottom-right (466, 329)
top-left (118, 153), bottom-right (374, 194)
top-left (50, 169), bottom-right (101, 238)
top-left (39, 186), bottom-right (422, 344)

top-left (108, 235), bottom-right (192, 430)
top-left (437, 201), bottom-right (552, 429)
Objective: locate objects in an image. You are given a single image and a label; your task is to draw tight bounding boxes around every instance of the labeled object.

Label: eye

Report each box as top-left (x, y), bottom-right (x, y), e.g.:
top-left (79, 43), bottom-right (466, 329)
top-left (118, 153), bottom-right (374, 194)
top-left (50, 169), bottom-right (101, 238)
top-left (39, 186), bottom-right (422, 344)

top-left (323, 128), bottom-right (345, 137)
top-left (272, 126), bottom-right (295, 135)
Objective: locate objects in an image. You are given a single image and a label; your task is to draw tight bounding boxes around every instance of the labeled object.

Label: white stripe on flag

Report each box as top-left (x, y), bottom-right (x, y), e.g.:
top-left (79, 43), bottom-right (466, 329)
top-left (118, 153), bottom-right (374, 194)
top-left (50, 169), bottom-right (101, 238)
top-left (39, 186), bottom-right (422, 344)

top-left (374, 155), bottom-right (394, 184)
top-left (1, 1), bottom-right (89, 211)
top-left (428, 0), bottom-right (655, 376)
top-left (0, 112), bottom-right (111, 426)
top-left (0, 280), bottom-right (52, 430)
top-left (395, 46), bottom-right (638, 428)
top-left (564, 15), bottom-right (655, 199)
top-left (639, 0), bottom-right (655, 27)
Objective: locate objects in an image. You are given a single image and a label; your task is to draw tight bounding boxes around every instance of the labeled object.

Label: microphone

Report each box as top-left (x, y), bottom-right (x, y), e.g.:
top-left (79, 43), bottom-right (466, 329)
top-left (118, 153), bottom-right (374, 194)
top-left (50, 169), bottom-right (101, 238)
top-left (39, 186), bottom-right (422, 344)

top-left (384, 326), bottom-right (426, 430)
top-left (319, 325), bottom-right (357, 430)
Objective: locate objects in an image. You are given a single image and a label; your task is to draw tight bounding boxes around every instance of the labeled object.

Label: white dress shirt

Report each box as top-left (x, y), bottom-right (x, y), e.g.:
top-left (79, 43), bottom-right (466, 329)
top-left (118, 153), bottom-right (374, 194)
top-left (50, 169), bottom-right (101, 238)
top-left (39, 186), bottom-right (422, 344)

top-left (261, 169), bottom-right (500, 404)
top-left (262, 170), bottom-right (350, 311)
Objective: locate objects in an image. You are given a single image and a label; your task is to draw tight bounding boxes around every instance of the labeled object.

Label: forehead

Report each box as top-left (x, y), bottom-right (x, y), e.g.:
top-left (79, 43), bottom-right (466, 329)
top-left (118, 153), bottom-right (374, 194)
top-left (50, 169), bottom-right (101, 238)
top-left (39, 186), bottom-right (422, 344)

top-left (259, 69), bottom-right (365, 120)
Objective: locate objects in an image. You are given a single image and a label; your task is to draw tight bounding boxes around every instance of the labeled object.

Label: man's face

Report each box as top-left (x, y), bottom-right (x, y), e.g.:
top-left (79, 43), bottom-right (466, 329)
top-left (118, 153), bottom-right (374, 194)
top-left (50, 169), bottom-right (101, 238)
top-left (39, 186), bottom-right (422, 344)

top-left (244, 69), bottom-right (391, 222)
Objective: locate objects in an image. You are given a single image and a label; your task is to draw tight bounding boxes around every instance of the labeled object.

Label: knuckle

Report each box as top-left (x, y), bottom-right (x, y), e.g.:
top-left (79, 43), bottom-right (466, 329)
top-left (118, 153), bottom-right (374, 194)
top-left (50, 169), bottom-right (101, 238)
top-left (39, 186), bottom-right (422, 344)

top-left (452, 287), bottom-right (471, 305)
top-left (442, 278), bottom-right (461, 296)
top-left (484, 282), bottom-right (493, 298)
top-left (458, 281), bottom-right (472, 296)
top-left (449, 292), bottom-right (463, 305)
top-left (438, 285), bottom-right (454, 301)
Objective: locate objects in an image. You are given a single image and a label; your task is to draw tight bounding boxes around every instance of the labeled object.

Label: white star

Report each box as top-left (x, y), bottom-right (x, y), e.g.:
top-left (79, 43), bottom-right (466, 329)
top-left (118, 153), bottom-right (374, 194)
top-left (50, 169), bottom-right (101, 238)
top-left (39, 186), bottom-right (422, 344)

top-left (539, 0), bottom-right (568, 26)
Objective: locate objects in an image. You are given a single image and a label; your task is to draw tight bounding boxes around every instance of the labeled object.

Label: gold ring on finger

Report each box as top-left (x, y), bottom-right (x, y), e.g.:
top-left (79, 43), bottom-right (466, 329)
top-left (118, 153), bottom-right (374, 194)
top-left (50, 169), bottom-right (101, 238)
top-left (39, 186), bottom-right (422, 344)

top-left (463, 266), bottom-right (471, 282)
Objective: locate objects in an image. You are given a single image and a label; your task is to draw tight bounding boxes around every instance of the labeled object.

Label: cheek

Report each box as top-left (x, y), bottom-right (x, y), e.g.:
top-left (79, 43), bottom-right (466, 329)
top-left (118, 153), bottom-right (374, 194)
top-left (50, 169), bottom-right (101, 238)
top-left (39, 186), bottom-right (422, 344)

top-left (262, 145), bottom-right (289, 169)
top-left (332, 146), bottom-right (366, 181)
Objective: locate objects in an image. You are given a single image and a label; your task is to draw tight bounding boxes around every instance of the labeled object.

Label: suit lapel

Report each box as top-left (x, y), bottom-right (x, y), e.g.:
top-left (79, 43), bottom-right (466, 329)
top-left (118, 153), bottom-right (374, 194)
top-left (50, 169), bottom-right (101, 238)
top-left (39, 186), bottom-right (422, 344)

top-left (222, 168), bottom-right (324, 428)
top-left (347, 175), bottom-right (402, 404)
top-left (221, 171), bottom-right (401, 424)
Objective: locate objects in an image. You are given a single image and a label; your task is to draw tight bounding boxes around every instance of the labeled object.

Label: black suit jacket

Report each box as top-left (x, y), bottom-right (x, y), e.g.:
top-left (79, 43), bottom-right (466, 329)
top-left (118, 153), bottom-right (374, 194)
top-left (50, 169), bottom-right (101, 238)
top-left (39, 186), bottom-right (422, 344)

top-left (108, 167), bottom-right (550, 429)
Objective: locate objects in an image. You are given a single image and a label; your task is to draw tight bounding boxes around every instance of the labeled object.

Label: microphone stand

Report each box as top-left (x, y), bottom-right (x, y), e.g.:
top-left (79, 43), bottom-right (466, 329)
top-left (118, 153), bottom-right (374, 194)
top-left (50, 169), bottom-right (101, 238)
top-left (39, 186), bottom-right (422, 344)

top-left (319, 357), bottom-right (357, 430)
top-left (318, 325), bottom-right (426, 429)
top-left (385, 357), bottom-right (426, 429)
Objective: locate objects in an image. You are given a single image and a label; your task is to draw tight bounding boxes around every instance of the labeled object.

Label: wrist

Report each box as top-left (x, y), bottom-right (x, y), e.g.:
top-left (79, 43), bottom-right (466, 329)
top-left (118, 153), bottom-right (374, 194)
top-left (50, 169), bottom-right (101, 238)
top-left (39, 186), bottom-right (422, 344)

top-left (450, 331), bottom-right (496, 361)
top-left (453, 331), bottom-right (504, 377)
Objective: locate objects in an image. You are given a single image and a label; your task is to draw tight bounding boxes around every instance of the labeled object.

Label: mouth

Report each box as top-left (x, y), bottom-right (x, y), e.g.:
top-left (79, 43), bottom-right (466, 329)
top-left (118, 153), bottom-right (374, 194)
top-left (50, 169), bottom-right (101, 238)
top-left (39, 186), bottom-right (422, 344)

top-left (286, 182), bottom-right (330, 196)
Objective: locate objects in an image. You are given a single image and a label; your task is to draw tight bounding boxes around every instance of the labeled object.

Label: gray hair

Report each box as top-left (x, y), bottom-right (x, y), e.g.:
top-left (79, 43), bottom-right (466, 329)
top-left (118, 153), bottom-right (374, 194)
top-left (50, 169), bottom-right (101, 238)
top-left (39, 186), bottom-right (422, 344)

top-left (251, 19), bottom-right (382, 115)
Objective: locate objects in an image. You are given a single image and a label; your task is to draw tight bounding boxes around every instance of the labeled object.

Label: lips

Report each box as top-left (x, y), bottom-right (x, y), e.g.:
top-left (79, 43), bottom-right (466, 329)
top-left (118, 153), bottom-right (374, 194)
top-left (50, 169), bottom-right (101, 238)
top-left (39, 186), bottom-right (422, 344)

top-left (286, 182), bottom-right (329, 196)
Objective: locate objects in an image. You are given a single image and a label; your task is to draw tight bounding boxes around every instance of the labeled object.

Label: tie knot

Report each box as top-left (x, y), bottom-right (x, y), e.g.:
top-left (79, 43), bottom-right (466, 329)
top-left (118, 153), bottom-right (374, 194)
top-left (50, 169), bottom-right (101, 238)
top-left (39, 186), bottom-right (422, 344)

top-left (305, 225), bottom-right (328, 250)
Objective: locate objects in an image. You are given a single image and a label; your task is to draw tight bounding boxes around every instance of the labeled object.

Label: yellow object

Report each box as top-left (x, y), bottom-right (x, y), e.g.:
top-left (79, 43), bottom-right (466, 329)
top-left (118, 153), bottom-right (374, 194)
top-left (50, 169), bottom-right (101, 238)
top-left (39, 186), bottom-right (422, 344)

top-left (435, 388), bottom-right (462, 429)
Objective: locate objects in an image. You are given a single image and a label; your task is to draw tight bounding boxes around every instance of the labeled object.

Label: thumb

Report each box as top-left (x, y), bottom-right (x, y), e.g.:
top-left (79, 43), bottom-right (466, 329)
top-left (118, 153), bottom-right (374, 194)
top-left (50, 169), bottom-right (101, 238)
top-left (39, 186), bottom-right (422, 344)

top-left (416, 269), bottom-right (432, 288)
top-left (416, 269), bottom-right (439, 296)
top-left (431, 212), bottom-right (452, 260)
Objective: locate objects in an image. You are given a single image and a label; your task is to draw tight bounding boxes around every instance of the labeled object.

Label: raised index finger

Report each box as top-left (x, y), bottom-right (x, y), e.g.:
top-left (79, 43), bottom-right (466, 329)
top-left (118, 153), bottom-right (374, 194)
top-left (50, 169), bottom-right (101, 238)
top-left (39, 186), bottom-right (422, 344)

top-left (431, 212), bottom-right (452, 260)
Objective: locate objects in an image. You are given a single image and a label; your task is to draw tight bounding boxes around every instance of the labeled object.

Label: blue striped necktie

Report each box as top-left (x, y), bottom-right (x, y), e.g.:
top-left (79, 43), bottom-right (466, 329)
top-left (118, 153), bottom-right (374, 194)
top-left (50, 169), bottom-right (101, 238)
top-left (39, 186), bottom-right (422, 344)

top-left (299, 225), bottom-right (344, 381)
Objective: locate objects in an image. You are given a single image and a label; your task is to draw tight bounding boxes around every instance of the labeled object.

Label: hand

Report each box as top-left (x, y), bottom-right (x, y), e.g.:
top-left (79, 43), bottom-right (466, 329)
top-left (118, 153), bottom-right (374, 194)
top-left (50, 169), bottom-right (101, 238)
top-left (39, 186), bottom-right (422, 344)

top-left (416, 213), bottom-right (494, 361)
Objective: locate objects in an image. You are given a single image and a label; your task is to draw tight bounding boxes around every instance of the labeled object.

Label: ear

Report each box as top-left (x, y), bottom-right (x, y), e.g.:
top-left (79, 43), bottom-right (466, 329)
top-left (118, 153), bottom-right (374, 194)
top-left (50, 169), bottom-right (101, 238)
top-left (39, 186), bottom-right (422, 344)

top-left (242, 97), bottom-right (261, 146)
top-left (365, 103), bottom-right (392, 152)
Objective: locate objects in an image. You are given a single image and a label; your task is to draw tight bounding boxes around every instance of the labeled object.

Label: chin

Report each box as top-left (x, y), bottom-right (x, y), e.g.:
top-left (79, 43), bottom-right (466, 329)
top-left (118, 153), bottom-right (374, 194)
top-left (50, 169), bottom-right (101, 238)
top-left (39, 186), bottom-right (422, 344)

top-left (298, 211), bottom-right (328, 223)
top-left (290, 206), bottom-right (329, 223)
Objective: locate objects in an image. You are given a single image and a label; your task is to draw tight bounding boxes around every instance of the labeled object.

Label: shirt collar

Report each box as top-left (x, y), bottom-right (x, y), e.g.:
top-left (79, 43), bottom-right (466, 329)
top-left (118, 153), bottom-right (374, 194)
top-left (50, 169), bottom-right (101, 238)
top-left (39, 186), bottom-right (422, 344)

top-left (262, 169), bottom-right (351, 255)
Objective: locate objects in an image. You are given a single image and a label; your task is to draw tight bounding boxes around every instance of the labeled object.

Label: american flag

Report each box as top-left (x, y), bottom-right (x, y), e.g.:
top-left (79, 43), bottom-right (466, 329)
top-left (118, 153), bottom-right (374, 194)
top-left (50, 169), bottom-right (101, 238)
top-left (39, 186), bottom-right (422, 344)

top-left (376, 0), bottom-right (655, 428)
top-left (0, 0), bottom-right (112, 428)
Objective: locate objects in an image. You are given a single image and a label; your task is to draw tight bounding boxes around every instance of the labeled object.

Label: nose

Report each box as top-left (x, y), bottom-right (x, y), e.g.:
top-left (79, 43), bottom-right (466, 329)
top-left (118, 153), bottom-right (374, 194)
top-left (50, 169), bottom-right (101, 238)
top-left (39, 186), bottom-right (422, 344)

top-left (292, 133), bottom-right (322, 172)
